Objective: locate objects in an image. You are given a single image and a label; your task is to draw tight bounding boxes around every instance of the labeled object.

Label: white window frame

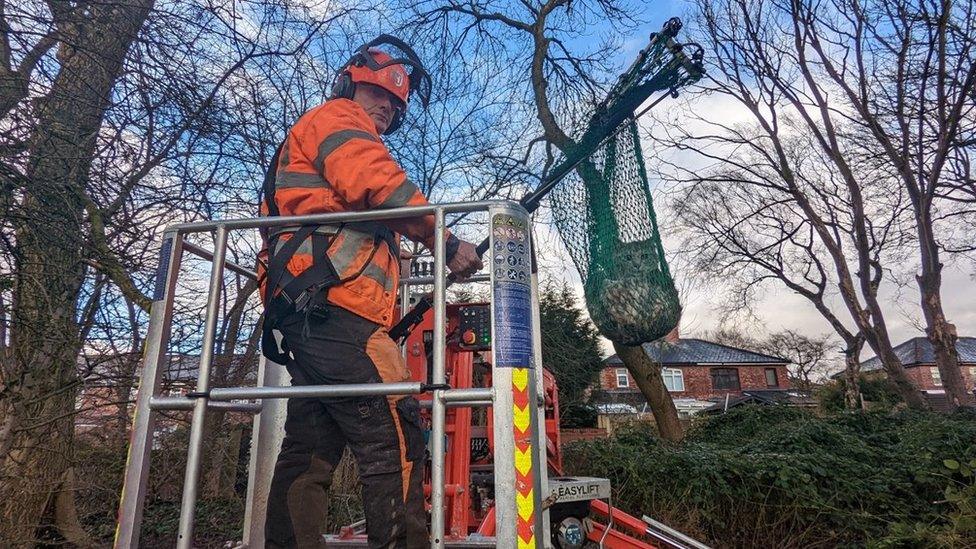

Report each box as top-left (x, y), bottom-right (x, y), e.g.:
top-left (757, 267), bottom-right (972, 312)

top-left (662, 368), bottom-right (685, 392)
top-left (616, 368), bottom-right (630, 388)
top-left (931, 367), bottom-right (942, 386)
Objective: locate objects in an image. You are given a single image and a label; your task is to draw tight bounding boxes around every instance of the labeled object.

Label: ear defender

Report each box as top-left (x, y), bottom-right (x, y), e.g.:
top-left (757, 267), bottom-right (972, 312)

top-left (330, 64), bottom-right (358, 101)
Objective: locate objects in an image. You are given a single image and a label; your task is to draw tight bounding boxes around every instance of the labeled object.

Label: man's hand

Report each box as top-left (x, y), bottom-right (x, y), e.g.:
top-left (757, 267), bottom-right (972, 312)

top-left (447, 239), bottom-right (483, 281)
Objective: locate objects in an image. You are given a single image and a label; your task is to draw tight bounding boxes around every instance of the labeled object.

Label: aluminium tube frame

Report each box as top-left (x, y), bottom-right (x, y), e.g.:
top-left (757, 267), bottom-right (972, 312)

top-left (175, 225), bottom-right (229, 549)
top-left (487, 203), bottom-right (545, 548)
top-left (114, 231), bottom-right (183, 548)
top-left (429, 208), bottom-right (448, 547)
top-left (115, 200), bottom-right (539, 549)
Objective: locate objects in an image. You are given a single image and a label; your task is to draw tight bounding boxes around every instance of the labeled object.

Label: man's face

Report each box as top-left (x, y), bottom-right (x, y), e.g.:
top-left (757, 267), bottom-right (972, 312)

top-left (352, 83), bottom-right (401, 134)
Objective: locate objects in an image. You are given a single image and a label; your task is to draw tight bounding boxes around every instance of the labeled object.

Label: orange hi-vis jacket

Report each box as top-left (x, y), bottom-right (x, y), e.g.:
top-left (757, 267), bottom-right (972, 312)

top-left (258, 98), bottom-right (443, 327)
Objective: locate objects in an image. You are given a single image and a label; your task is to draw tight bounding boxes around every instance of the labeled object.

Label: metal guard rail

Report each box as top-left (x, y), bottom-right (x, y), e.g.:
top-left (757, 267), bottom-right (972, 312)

top-left (116, 200), bottom-right (526, 549)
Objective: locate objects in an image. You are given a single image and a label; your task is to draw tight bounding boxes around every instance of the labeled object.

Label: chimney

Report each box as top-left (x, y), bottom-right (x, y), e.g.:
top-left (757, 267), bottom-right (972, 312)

top-left (664, 326), bottom-right (680, 343)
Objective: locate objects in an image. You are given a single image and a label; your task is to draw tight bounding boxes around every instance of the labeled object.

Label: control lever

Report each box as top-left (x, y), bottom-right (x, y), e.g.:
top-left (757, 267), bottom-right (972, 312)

top-left (390, 238), bottom-right (489, 343)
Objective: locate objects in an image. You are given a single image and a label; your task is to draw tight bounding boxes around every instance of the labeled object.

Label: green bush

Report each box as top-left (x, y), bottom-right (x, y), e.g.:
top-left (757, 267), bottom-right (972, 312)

top-left (74, 433), bottom-right (247, 547)
top-left (560, 403), bottom-right (598, 428)
top-left (564, 406), bottom-right (976, 548)
top-left (818, 375), bottom-right (905, 412)
top-left (73, 430), bottom-right (364, 547)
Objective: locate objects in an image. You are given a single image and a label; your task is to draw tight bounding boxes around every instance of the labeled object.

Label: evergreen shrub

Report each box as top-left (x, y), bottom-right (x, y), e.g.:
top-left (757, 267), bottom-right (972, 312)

top-left (564, 406), bottom-right (976, 548)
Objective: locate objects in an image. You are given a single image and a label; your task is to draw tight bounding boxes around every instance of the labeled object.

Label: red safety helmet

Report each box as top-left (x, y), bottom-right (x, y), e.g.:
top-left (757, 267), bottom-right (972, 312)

top-left (331, 35), bottom-right (432, 134)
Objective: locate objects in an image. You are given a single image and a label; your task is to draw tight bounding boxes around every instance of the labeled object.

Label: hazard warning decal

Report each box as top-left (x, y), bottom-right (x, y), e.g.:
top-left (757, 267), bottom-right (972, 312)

top-left (512, 368), bottom-right (535, 547)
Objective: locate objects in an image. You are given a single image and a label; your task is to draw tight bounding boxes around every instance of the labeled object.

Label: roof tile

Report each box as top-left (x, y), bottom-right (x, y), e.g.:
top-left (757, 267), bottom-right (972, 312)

top-left (604, 338), bottom-right (789, 365)
top-left (859, 337), bottom-right (976, 372)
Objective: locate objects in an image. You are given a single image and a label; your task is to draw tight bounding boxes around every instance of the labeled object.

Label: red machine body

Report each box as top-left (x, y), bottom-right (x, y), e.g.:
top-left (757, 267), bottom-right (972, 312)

top-left (402, 302), bottom-right (562, 538)
top-left (334, 302), bottom-right (660, 548)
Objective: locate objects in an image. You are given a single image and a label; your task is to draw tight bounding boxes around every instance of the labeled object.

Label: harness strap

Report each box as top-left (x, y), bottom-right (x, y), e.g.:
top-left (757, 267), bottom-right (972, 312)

top-left (259, 136), bottom-right (402, 363)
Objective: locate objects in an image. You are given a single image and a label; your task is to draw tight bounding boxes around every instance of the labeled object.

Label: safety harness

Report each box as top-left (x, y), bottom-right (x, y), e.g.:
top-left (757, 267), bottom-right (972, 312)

top-left (258, 143), bottom-right (397, 364)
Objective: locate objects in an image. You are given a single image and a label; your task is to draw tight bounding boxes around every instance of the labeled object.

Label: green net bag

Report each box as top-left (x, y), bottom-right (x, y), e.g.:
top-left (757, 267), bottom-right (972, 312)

top-left (552, 120), bottom-right (680, 345)
top-left (543, 18), bottom-right (704, 345)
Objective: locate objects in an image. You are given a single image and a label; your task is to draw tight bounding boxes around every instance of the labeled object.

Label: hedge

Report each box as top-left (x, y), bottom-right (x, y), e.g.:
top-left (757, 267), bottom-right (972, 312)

top-left (564, 406), bottom-right (976, 548)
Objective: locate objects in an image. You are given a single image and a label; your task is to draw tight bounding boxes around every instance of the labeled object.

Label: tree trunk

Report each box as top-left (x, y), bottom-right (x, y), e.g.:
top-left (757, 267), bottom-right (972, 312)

top-left (612, 342), bottom-right (684, 442)
top-left (54, 467), bottom-right (95, 548)
top-left (202, 408), bottom-right (229, 497)
top-left (0, 382), bottom-right (79, 544)
top-left (871, 341), bottom-right (927, 409)
top-left (916, 220), bottom-right (971, 409)
top-left (0, 0), bottom-right (154, 541)
top-left (791, 183), bottom-right (925, 410)
top-left (842, 343), bottom-right (863, 411)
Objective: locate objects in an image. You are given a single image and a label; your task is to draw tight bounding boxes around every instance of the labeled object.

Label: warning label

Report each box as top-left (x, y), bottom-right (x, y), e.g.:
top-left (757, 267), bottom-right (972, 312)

top-left (491, 212), bottom-right (533, 368)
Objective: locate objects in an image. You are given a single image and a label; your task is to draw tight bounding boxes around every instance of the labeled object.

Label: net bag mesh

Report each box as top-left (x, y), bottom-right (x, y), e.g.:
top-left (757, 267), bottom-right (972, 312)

top-left (546, 20), bottom-right (702, 345)
top-left (551, 121), bottom-right (680, 345)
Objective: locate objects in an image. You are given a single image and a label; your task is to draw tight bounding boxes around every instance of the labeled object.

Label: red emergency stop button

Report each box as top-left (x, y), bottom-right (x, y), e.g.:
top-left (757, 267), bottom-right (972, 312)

top-left (462, 330), bottom-right (477, 345)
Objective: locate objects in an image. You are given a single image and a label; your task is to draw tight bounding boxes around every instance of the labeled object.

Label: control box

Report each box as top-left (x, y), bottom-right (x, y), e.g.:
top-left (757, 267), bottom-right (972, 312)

top-left (457, 304), bottom-right (491, 351)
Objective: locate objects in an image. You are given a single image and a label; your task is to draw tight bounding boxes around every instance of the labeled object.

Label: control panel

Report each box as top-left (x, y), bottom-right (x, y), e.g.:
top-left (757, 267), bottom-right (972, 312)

top-left (457, 305), bottom-right (492, 351)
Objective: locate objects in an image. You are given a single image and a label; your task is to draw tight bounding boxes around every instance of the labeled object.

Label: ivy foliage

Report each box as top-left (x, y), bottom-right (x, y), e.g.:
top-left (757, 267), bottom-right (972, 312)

top-left (565, 406), bottom-right (976, 548)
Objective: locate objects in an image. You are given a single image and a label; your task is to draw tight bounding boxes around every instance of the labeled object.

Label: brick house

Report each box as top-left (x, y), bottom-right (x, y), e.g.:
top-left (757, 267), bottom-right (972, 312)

top-left (841, 336), bottom-right (976, 409)
top-left (594, 334), bottom-right (798, 417)
top-left (76, 353), bottom-right (257, 439)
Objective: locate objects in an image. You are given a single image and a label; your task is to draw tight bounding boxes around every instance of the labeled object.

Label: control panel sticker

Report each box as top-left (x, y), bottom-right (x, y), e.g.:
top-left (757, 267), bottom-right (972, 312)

top-left (494, 282), bottom-right (532, 368)
top-left (491, 212), bottom-right (533, 369)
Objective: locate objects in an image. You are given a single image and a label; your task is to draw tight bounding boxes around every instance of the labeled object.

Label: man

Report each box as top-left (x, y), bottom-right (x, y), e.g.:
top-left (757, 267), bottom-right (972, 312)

top-left (257, 36), bottom-right (482, 548)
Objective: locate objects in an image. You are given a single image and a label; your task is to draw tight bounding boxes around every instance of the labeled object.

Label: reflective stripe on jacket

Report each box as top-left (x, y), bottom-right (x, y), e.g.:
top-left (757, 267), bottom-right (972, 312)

top-left (258, 98), bottom-right (442, 326)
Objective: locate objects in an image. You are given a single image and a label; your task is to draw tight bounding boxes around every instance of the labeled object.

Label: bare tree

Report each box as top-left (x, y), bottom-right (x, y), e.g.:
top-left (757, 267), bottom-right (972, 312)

top-left (675, 0), bottom-right (975, 409)
top-left (658, 0), bottom-right (954, 410)
top-left (0, 0), bottom-right (363, 540)
top-left (0, 1), bottom-right (156, 542)
top-left (790, 0), bottom-right (976, 409)
top-left (761, 330), bottom-right (834, 391)
top-left (669, 153), bottom-right (881, 408)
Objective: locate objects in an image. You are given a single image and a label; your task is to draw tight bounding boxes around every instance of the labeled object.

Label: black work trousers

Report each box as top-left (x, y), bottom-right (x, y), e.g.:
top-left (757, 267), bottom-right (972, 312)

top-left (265, 306), bottom-right (426, 548)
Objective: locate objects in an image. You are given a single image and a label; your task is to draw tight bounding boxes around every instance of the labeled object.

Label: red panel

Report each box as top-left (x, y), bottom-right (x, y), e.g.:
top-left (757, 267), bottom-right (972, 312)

top-left (590, 500), bottom-right (655, 539)
top-left (587, 521), bottom-right (658, 549)
top-left (397, 301), bottom-right (570, 541)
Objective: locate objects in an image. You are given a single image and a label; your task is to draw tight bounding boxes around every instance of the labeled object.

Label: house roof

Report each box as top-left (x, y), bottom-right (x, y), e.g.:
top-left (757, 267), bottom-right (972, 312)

top-left (604, 338), bottom-right (789, 366)
top-left (857, 336), bottom-right (976, 373)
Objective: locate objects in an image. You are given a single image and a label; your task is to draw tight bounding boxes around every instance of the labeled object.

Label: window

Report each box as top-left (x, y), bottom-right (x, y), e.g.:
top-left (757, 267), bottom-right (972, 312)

top-left (765, 368), bottom-right (779, 387)
top-left (931, 367), bottom-right (942, 386)
top-left (616, 368), bottom-right (630, 388)
top-left (711, 368), bottom-right (740, 391)
top-left (662, 368), bottom-right (685, 392)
